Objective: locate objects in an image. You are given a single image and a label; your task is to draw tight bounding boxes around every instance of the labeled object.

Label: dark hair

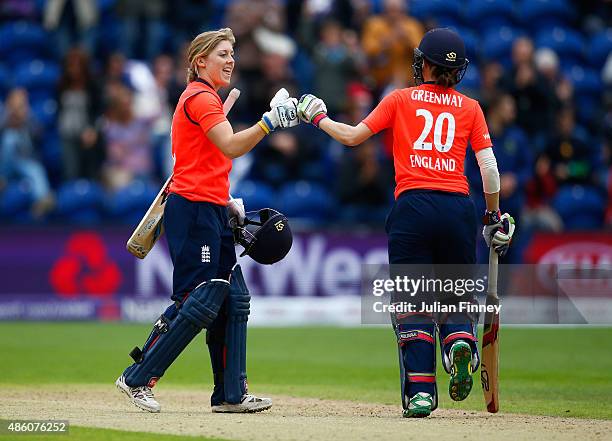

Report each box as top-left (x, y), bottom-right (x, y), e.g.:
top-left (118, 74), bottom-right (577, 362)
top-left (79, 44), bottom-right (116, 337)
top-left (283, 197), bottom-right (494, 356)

top-left (431, 64), bottom-right (459, 88)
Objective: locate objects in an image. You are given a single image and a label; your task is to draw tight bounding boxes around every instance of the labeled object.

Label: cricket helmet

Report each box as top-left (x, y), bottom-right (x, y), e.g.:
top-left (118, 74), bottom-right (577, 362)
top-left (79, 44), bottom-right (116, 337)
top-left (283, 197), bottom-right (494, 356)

top-left (233, 208), bottom-right (292, 264)
top-left (413, 28), bottom-right (469, 85)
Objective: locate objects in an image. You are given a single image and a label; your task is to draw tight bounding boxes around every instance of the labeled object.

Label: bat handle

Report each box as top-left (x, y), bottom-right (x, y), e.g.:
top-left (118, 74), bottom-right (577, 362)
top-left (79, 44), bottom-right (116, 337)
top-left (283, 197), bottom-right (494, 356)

top-left (488, 247), bottom-right (499, 297)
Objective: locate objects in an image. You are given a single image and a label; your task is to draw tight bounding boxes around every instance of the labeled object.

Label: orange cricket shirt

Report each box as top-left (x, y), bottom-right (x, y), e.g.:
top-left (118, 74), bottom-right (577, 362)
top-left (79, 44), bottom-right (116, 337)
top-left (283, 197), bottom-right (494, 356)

top-left (362, 83), bottom-right (492, 198)
top-left (168, 79), bottom-right (231, 205)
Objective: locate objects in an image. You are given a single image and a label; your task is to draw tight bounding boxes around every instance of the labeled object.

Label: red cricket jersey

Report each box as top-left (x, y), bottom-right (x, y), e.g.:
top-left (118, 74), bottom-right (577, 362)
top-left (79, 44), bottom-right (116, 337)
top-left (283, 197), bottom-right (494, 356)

top-left (362, 83), bottom-right (492, 197)
top-left (168, 79), bottom-right (231, 205)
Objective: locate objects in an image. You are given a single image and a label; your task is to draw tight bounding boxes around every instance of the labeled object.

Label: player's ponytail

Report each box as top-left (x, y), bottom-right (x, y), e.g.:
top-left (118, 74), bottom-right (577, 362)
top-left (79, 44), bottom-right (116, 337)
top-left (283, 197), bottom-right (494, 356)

top-left (431, 65), bottom-right (459, 88)
top-left (186, 28), bottom-right (236, 83)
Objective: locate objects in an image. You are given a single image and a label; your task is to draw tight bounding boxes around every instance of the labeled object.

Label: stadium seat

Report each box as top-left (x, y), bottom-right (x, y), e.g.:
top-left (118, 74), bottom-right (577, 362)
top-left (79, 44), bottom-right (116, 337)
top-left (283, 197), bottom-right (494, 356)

top-left (13, 60), bottom-right (60, 102)
top-left (232, 179), bottom-right (276, 212)
top-left (409, 0), bottom-right (464, 27)
top-left (518, 0), bottom-right (576, 32)
top-left (587, 29), bottom-right (612, 69)
top-left (277, 181), bottom-right (334, 223)
top-left (103, 180), bottom-right (159, 225)
top-left (0, 64), bottom-right (10, 99)
top-left (0, 181), bottom-right (35, 222)
top-left (552, 185), bottom-right (605, 230)
top-left (54, 179), bottom-right (104, 225)
top-left (564, 66), bottom-right (602, 96)
top-left (30, 98), bottom-right (58, 131)
top-left (0, 22), bottom-right (50, 64)
top-left (456, 65), bottom-right (481, 94)
top-left (535, 27), bottom-right (586, 67)
top-left (465, 0), bottom-right (516, 35)
top-left (481, 26), bottom-right (523, 67)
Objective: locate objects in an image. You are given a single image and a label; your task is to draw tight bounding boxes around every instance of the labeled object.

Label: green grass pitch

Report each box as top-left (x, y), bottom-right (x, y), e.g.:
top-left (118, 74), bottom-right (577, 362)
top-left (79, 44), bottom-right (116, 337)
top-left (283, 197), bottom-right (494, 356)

top-left (1, 323), bottom-right (611, 440)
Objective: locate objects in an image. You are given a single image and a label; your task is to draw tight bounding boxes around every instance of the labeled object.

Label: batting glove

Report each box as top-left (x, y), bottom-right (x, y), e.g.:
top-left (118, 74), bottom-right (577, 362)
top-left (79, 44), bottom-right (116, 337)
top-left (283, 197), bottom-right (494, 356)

top-left (228, 196), bottom-right (246, 227)
top-left (482, 211), bottom-right (516, 257)
top-left (297, 94), bottom-right (328, 127)
top-left (259, 88), bottom-right (299, 134)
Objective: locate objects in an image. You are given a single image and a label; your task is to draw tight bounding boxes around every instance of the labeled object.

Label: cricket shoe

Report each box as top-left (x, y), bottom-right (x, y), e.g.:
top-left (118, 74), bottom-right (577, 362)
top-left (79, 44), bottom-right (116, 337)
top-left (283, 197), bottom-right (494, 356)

top-left (448, 340), bottom-right (473, 401)
top-left (403, 392), bottom-right (433, 418)
top-left (115, 375), bottom-right (161, 413)
top-left (211, 394), bottom-right (272, 413)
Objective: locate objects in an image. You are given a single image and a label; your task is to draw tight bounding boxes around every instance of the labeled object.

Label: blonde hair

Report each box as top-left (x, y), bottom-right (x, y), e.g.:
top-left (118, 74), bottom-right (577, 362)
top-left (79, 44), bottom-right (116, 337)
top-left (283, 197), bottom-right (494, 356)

top-left (186, 28), bottom-right (235, 83)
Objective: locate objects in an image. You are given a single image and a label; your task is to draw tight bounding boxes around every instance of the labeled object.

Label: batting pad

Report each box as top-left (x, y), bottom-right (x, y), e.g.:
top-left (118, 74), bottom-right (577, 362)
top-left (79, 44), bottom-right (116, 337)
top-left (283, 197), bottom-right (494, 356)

top-left (125, 279), bottom-right (229, 388)
top-left (224, 264), bottom-right (250, 403)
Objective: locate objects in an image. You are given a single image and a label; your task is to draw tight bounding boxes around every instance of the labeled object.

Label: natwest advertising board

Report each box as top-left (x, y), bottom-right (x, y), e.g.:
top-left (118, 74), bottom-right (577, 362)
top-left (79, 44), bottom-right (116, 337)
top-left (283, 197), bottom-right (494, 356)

top-left (0, 226), bottom-right (387, 322)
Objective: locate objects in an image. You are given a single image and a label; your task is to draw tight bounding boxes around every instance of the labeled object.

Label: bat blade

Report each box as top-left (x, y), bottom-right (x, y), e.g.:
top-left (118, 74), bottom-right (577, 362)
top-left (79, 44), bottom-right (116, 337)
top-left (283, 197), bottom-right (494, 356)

top-left (126, 88), bottom-right (241, 258)
top-left (481, 248), bottom-right (500, 413)
top-left (481, 294), bottom-right (500, 413)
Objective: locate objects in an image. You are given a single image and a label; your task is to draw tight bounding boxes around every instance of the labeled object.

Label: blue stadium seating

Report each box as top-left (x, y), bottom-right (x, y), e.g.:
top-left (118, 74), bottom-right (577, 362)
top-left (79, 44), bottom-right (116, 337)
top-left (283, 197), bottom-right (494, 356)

top-left (232, 179), bottom-right (276, 212)
top-left (564, 66), bottom-right (602, 96)
top-left (0, 181), bottom-right (35, 218)
top-left (465, 0), bottom-right (516, 35)
top-left (481, 26), bottom-right (524, 68)
top-left (54, 179), bottom-right (104, 225)
top-left (552, 185), bottom-right (605, 230)
top-left (410, 0), bottom-right (464, 27)
top-left (456, 62), bottom-right (481, 93)
top-left (0, 22), bottom-right (50, 64)
top-left (277, 181), bottom-right (334, 223)
top-left (30, 98), bottom-right (58, 131)
top-left (587, 29), bottom-right (612, 68)
top-left (518, 0), bottom-right (576, 33)
top-left (0, 65), bottom-right (10, 100)
top-left (535, 27), bottom-right (586, 67)
top-left (13, 60), bottom-right (60, 102)
top-left (103, 180), bottom-right (159, 225)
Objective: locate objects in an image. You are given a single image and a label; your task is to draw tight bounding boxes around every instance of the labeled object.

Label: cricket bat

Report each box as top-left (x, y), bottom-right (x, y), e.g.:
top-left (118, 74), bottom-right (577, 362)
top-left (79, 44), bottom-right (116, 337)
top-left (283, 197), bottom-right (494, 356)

top-left (126, 88), bottom-right (241, 259)
top-left (481, 247), bottom-right (500, 413)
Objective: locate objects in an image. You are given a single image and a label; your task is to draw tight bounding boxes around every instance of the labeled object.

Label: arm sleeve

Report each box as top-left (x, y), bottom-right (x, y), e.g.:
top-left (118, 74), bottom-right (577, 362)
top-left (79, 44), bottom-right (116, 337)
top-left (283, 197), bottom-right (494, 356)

top-left (185, 92), bottom-right (227, 134)
top-left (476, 147), bottom-right (500, 194)
top-left (469, 102), bottom-right (493, 152)
top-left (362, 91), bottom-right (398, 134)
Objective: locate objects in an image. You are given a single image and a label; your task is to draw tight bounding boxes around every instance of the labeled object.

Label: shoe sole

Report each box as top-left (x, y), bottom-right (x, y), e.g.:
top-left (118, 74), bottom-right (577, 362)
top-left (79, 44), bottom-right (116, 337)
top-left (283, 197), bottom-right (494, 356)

top-left (115, 380), bottom-right (161, 413)
top-left (403, 408), bottom-right (431, 418)
top-left (449, 343), bottom-right (473, 402)
top-left (212, 403), bottom-right (272, 413)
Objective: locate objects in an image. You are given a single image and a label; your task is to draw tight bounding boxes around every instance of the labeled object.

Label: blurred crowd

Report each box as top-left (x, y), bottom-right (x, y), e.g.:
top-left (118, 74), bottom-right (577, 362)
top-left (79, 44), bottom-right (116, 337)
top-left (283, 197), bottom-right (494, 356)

top-left (0, 0), bottom-right (611, 253)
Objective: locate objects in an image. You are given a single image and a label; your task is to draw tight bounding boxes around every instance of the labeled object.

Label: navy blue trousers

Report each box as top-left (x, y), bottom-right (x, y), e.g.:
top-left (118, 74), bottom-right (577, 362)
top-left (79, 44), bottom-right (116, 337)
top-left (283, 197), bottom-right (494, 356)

top-left (164, 193), bottom-right (236, 302)
top-left (386, 190), bottom-right (478, 398)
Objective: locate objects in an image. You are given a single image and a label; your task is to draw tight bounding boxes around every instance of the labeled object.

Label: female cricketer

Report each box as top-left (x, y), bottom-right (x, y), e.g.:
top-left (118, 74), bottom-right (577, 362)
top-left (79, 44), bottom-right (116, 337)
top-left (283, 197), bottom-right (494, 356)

top-left (298, 28), bottom-right (515, 417)
top-left (116, 28), bottom-right (298, 413)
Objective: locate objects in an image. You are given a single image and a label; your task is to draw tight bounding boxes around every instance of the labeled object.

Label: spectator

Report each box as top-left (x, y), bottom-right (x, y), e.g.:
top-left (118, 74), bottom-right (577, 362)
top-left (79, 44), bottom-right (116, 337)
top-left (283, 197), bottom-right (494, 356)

top-left (0, 89), bottom-right (54, 218)
top-left (534, 48), bottom-right (574, 109)
top-left (57, 47), bottom-right (103, 180)
top-left (541, 107), bottom-right (599, 188)
top-left (115, 0), bottom-right (167, 60)
top-left (43, 0), bottom-right (98, 55)
top-left (150, 54), bottom-right (180, 178)
top-left (335, 139), bottom-right (392, 223)
top-left (499, 37), bottom-right (557, 151)
top-left (310, 20), bottom-right (364, 116)
top-left (100, 84), bottom-right (154, 191)
top-left (361, 0), bottom-right (423, 91)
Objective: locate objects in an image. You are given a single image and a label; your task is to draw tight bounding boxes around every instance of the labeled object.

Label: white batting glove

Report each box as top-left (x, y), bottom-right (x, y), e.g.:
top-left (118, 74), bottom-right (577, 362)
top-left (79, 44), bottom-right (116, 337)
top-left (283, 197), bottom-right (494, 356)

top-left (482, 211), bottom-right (516, 257)
top-left (228, 196), bottom-right (246, 227)
top-left (260, 88), bottom-right (299, 133)
top-left (297, 94), bottom-right (328, 127)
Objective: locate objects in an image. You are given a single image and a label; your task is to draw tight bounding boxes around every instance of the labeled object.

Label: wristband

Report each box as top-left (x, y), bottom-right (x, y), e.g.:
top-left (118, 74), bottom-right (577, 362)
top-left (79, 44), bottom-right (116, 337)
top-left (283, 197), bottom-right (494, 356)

top-left (257, 119), bottom-right (270, 135)
top-left (312, 112), bottom-right (328, 128)
top-left (482, 209), bottom-right (501, 225)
